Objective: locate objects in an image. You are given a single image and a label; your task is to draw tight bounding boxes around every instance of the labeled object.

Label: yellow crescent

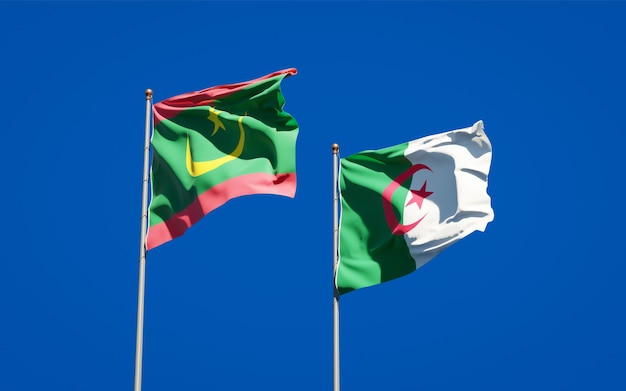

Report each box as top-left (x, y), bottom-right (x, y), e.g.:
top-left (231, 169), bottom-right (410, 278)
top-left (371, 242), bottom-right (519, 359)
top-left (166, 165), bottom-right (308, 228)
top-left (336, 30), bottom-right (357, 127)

top-left (186, 116), bottom-right (245, 177)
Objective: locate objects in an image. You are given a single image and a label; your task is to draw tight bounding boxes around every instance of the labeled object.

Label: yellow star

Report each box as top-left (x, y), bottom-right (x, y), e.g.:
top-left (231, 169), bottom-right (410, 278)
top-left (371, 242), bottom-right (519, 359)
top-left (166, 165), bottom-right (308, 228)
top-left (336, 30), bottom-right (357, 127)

top-left (207, 107), bottom-right (226, 136)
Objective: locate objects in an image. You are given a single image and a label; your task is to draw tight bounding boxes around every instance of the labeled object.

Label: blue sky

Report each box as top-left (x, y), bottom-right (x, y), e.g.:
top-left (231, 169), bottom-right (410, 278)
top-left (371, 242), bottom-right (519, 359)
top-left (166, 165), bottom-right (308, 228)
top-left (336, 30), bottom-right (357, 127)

top-left (1, 1), bottom-right (625, 390)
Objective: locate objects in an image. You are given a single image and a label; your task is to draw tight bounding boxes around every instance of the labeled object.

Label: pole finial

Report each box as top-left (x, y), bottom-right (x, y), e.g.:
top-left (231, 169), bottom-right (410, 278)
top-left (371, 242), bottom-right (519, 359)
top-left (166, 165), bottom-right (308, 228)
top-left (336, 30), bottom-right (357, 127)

top-left (332, 143), bottom-right (339, 154)
top-left (145, 89), bottom-right (153, 99)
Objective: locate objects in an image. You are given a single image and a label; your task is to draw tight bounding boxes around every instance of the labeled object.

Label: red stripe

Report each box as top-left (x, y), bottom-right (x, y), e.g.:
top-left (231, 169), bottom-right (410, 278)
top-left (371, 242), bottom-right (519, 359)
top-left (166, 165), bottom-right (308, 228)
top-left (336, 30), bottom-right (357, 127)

top-left (146, 172), bottom-right (296, 250)
top-left (153, 68), bottom-right (297, 126)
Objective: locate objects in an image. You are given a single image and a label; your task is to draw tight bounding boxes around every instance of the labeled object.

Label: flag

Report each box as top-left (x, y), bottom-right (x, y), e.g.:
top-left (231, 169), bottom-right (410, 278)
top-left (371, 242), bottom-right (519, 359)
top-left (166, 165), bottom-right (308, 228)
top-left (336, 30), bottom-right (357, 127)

top-left (336, 120), bottom-right (494, 294)
top-left (146, 69), bottom-right (299, 250)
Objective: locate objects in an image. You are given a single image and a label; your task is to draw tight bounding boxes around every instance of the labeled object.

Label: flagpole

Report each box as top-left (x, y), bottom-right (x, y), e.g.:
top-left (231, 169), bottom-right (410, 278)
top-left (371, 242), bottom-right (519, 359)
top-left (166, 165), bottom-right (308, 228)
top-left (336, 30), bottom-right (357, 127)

top-left (332, 143), bottom-right (340, 391)
top-left (134, 88), bottom-right (153, 391)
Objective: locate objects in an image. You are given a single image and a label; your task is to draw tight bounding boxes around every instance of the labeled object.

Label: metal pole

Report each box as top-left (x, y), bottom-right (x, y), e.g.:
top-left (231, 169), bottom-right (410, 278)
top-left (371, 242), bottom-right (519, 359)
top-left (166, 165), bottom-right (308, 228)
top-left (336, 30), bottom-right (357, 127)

top-left (332, 143), bottom-right (340, 391)
top-left (134, 88), bottom-right (153, 391)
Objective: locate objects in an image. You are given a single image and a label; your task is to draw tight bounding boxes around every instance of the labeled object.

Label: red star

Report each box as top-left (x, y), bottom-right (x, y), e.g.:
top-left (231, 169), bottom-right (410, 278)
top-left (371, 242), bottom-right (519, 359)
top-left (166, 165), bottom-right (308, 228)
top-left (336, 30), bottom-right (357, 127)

top-left (405, 181), bottom-right (433, 209)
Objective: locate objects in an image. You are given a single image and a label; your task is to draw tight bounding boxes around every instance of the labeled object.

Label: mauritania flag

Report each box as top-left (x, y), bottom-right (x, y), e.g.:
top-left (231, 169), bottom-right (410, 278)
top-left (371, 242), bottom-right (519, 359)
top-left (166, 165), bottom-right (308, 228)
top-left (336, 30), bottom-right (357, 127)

top-left (146, 69), bottom-right (299, 250)
top-left (336, 120), bottom-right (493, 295)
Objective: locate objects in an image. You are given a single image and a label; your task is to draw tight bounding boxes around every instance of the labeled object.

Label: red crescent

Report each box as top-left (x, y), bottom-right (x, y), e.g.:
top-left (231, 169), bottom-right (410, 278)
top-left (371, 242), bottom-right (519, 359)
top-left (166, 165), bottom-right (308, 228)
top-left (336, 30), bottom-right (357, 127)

top-left (382, 164), bottom-right (431, 236)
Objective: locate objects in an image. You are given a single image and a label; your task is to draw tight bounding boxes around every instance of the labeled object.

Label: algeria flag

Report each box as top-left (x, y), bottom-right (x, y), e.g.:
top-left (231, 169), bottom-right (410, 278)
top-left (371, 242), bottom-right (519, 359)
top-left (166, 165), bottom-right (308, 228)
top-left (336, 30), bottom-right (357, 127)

top-left (336, 120), bottom-right (494, 295)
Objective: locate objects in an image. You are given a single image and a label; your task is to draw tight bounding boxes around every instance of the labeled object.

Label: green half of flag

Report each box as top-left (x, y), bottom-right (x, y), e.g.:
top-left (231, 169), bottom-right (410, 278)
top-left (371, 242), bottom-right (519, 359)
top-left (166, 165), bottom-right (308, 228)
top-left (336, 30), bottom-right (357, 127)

top-left (147, 69), bottom-right (299, 250)
top-left (337, 142), bottom-right (418, 295)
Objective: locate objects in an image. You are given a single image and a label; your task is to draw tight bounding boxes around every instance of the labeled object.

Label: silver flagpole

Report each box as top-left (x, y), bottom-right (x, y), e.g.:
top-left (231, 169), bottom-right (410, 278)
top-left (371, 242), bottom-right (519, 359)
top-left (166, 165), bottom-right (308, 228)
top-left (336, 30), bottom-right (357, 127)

top-left (332, 143), bottom-right (340, 391)
top-left (134, 88), bottom-right (153, 391)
